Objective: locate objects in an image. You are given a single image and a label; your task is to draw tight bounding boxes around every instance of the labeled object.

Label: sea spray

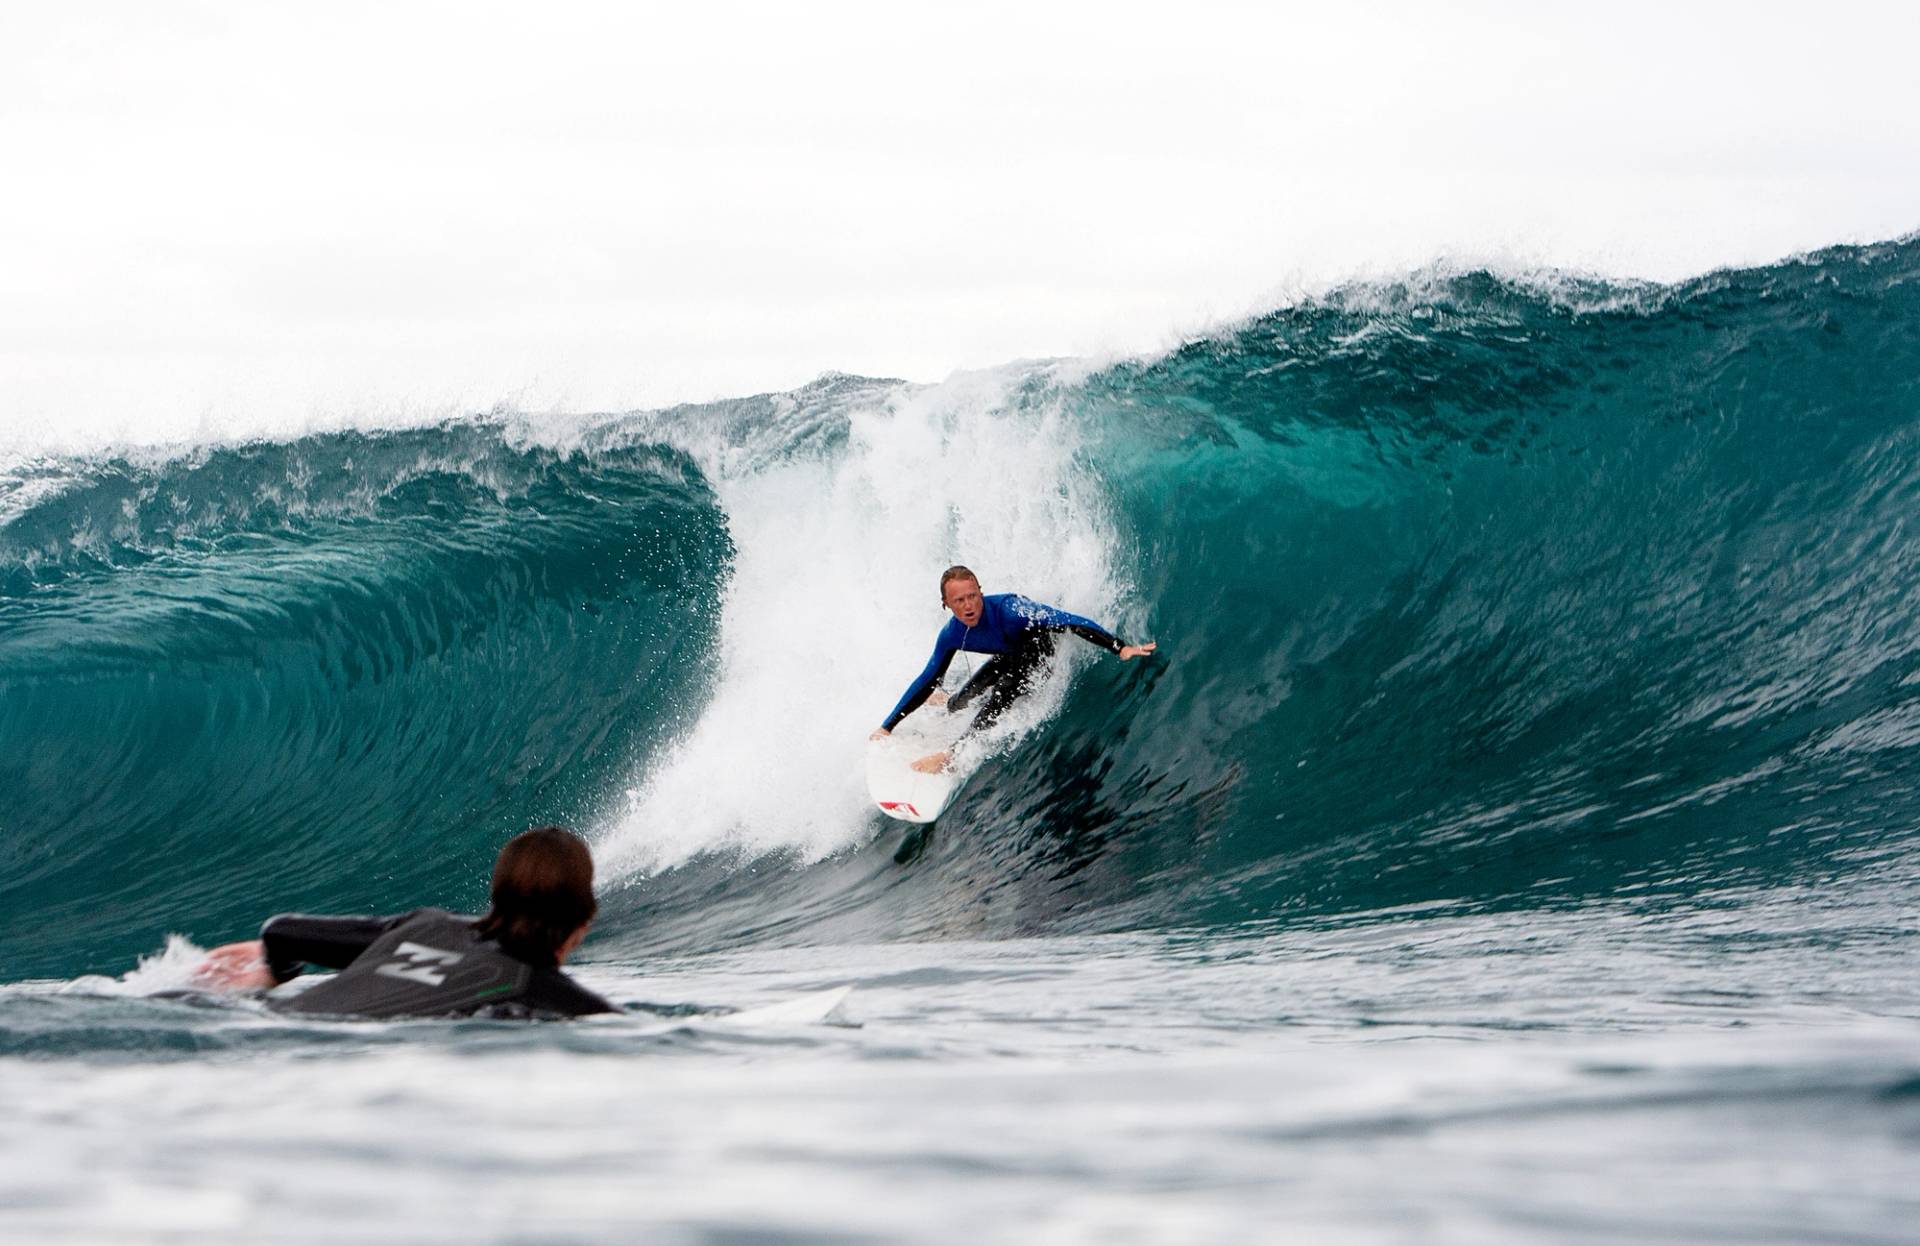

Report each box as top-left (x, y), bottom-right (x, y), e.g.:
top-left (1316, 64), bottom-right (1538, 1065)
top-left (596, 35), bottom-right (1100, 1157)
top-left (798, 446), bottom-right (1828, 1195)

top-left (598, 363), bottom-right (1121, 873)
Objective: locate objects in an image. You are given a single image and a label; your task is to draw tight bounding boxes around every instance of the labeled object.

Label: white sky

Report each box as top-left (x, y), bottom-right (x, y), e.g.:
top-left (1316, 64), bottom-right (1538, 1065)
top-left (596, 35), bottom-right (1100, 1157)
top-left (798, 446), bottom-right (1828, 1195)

top-left (3, 1), bottom-right (1918, 448)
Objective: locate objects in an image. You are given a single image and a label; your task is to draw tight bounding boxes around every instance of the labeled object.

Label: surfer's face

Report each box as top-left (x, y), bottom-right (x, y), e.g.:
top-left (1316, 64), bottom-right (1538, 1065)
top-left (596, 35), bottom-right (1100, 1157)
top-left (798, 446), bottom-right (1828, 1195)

top-left (943, 578), bottom-right (985, 627)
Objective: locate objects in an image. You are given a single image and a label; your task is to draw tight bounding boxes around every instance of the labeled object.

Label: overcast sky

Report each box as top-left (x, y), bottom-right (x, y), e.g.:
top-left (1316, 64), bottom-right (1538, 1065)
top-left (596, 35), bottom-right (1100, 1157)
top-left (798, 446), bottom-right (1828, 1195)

top-left (4, 1), bottom-right (1918, 448)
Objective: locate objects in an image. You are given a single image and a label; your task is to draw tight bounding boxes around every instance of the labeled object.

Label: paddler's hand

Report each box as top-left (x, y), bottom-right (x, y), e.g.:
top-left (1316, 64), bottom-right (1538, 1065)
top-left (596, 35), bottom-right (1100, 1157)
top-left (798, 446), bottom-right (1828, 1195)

top-left (869, 728), bottom-right (890, 741)
top-left (193, 940), bottom-right (276, 991)
top-left (911, 750), bottom-right (953, 774)
top-left (1119, 641), bottom-right (1158, 660)
top-left (927, 691), bottom-right (949, 707)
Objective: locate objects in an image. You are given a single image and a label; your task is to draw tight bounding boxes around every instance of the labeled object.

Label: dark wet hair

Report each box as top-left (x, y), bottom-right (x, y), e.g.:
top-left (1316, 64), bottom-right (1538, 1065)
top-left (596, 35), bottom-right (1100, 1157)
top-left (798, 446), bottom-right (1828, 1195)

top-left (939, 565), bottom-right (979, 602)
top-left (474, 826), bottom-right (598, 967)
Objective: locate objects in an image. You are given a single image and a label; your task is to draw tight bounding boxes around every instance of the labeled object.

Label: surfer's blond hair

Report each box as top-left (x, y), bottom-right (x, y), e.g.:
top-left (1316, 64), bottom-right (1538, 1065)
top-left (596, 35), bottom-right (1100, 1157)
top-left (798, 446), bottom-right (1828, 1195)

top-left (939, 565), bottom-right (979, 601)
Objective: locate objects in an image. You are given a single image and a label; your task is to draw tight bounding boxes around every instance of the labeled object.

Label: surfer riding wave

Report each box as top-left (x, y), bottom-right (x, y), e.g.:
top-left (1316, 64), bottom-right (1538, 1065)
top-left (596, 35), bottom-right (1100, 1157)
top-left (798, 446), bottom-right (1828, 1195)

top-left (871, 566), bottom-right (1157, 773)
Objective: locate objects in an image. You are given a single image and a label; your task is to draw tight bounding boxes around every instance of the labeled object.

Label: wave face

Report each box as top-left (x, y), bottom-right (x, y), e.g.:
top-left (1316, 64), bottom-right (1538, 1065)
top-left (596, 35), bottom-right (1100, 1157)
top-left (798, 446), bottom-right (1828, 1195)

top-left (0, 427), bottom-right (730, 977)
top-left (1056, 239), bottom-right (1920, 928)
top-left (6, 239), bottom-right (1920, 978)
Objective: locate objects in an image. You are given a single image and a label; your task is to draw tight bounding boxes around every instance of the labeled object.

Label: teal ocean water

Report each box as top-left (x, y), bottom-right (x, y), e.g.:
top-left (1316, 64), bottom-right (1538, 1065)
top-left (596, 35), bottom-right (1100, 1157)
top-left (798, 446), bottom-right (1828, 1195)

top-left (3, 239), bottom-right (1918, 1242)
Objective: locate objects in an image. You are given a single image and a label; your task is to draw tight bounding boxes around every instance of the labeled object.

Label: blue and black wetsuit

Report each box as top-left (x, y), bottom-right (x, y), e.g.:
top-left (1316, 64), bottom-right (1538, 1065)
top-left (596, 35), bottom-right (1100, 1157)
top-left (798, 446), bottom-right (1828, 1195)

top-left (880, 593), bottom-right (1125, 735)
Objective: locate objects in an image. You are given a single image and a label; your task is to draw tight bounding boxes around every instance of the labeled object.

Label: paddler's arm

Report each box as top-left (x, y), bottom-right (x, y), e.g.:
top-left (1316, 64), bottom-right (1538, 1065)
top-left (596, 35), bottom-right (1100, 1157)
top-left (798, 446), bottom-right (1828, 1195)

top-left (193, 912), bottom-right (411, 991)
top-left (257, 911), bottom-right (413, 982)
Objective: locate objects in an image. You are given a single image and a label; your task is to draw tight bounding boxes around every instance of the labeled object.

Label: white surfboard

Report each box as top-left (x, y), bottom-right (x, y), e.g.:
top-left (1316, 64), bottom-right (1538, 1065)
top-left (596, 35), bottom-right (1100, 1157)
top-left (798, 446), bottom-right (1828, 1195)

top-left (867, 734), bottom-right (961, 823)
top-left (615, 986), bottom-right (858, 1037)
top-left (713, 985), bottom-right (855, 1028)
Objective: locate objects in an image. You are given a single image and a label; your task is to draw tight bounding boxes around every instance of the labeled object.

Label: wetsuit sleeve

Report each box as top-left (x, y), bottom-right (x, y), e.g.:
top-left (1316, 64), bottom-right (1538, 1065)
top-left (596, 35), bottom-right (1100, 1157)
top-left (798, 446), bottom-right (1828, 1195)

top-left (519, 968), bottom-right (618, 1018)
top-left (260, 911), bottom-right (415, 983)
top-left (1011, 597), bottom-right (1125, 655)
top-left (881, 635), bottom-right (959, 731)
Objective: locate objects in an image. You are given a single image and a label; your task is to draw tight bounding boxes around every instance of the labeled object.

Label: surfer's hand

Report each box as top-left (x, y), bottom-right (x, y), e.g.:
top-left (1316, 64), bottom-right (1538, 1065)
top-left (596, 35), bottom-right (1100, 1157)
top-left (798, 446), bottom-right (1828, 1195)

top-left (911, 750), bottom-right (953, 774)
top-left (1119, 641), bottom-right (1158, 660)
top-left (193, 940), bottom-right (275, 991)
top-left (928, 691), bottom-right (949, 707)
top-left (869, 728), bottom-right (890, 741)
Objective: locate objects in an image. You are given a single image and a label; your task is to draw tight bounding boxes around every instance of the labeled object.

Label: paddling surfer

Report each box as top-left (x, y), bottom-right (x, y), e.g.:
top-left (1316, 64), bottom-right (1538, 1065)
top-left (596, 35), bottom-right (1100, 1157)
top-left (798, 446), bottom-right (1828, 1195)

top-left (191, 825), bottom-right (615, 1019)
top-left (871, 566), bottom-right (1156, 772)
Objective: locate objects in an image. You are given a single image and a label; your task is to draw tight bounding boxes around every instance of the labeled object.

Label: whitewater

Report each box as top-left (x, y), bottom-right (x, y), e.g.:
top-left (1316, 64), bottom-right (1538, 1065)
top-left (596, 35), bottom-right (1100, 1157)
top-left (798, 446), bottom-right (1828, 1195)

top-left (3, 239), bottom-right (1919, 1243)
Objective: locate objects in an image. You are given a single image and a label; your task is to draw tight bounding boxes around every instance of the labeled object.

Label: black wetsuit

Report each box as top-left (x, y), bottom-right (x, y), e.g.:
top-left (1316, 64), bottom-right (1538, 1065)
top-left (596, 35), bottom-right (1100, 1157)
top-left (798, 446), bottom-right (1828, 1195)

top-left (261, 907), bottom-right (614, 1020)
top-left (944, 629), bottom-right (1058, 736)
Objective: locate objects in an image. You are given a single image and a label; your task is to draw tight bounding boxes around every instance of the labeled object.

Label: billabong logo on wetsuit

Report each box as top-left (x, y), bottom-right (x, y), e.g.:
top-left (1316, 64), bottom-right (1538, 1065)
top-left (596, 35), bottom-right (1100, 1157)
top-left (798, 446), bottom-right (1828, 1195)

top-left (373, 940), bottom-right (465, 987)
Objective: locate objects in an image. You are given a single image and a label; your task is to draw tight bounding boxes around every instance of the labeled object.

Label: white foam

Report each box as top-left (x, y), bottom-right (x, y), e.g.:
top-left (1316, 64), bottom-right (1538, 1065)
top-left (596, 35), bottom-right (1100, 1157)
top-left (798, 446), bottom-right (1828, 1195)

top-left (54, 934), bottom-right (211, 997)
top-left (595, 363), bottom-right (1120, 876)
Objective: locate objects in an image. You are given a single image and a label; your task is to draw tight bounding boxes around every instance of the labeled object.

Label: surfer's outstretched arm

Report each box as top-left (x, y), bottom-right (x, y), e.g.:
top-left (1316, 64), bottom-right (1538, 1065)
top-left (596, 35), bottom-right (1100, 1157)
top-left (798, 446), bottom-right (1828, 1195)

top-left (875, 637), bottom-right (959, 736)
top-left (1011, 596), bottom-right (1157, 660)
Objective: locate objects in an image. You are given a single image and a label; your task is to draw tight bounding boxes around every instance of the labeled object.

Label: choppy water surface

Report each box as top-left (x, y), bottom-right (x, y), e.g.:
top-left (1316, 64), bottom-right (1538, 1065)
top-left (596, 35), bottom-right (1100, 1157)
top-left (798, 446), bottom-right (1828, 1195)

top-left (5, 880), bottom-right (1917, 1243)
top-left (5, 239), bottom-right (1920, 1240)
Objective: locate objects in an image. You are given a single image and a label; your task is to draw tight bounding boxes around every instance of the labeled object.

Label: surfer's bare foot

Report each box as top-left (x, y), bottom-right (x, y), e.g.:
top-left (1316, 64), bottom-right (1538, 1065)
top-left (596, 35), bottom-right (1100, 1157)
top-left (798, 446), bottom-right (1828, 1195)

top-left (911, 750), bottom-right (952, 774)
